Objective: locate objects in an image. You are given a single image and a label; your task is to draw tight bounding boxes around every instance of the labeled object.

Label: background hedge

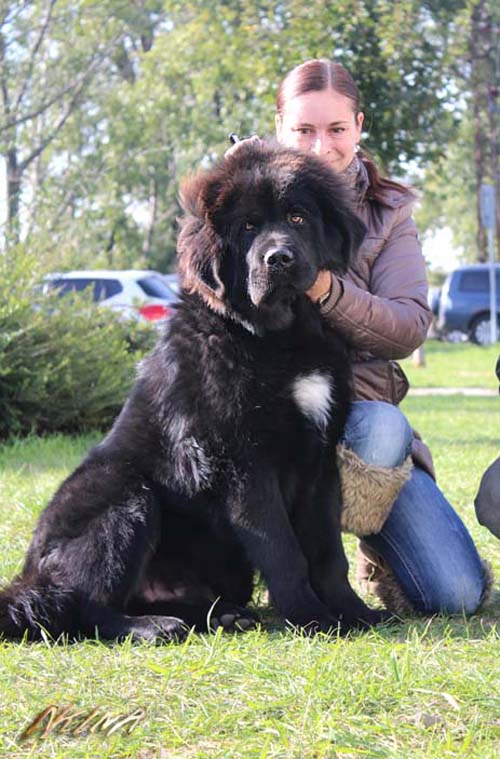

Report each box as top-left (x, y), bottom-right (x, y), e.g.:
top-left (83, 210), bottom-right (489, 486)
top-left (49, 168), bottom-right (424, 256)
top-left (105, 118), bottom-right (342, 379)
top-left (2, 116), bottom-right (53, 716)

top-left (0, 249), bottom-right (157, 439)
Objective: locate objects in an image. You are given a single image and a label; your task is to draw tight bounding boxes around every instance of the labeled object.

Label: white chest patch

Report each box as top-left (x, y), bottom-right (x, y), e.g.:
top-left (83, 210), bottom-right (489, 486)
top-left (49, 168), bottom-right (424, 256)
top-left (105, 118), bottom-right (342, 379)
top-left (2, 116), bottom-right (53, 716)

top-left (292, 372), bottom-right (334, 431)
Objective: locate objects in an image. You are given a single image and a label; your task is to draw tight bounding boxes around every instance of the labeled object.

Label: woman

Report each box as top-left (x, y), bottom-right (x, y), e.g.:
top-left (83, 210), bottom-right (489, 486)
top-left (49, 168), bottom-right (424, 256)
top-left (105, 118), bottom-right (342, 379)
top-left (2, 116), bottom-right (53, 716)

top-left (231, 59), bottom-right (490, 615)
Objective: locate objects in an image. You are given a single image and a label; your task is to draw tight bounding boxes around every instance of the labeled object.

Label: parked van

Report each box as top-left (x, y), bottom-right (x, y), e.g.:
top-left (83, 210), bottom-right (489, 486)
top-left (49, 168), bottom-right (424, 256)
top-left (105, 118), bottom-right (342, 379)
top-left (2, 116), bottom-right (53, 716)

top-left (436, 263), bottom-right (500, 345)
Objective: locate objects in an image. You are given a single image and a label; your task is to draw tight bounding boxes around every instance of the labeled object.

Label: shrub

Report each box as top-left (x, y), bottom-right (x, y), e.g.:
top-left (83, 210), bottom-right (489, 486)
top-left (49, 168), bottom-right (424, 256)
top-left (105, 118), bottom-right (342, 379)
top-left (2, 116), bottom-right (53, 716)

top-left (0, 248), bottom-right (157, 438)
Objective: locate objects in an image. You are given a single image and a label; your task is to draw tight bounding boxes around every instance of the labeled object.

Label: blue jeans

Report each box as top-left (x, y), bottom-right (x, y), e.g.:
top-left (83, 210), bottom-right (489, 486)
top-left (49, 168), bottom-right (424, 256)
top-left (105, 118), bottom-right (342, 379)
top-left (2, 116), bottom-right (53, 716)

top-left (342, 401), bottom-right (486, 614)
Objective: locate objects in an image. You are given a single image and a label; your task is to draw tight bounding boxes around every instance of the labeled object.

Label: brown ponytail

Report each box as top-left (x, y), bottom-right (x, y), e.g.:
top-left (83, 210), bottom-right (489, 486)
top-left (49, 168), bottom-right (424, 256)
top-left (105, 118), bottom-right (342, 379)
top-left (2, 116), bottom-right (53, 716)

top-left (358, 148), bottom-right (415, 205)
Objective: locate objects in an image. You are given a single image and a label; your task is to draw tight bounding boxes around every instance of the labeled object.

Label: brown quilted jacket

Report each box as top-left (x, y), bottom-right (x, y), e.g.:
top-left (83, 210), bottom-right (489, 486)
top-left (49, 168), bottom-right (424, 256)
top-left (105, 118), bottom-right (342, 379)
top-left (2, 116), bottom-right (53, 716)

top-left (320, 159), bottom-right (434, 476)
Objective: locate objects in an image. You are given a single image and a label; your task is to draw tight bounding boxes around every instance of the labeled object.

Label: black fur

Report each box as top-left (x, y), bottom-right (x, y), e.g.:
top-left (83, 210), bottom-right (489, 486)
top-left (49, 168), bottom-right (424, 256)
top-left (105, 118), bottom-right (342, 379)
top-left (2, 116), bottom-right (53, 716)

top-left (0, 143), bottom-right (386, 642)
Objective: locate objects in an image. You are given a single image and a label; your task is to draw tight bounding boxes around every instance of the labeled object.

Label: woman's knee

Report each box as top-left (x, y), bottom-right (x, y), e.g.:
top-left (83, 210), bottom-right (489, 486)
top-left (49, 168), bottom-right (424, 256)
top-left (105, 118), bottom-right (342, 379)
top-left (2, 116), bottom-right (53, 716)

top-left (418, 569), bottom-right (486, 615)
top-left (344, 401), bottom-right (413, 467)
top-left (367, 468), bottom-right (488, 616)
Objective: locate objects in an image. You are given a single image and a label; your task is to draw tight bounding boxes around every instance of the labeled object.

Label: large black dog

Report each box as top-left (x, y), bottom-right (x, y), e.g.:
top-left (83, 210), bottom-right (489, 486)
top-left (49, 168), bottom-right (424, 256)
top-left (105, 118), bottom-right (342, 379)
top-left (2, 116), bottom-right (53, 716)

top-left (0, 143), bottom-right (387, 642)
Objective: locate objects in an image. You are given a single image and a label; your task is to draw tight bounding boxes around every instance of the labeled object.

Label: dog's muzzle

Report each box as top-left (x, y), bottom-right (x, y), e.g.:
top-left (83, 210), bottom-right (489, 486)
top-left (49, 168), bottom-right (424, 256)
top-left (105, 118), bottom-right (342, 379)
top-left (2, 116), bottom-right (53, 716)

top-left (249, 248), bottom-right (297, 307)
top-left (247, 231), bottom-right (315, 311)
top-left (263, 248), bottom-right (295, 270)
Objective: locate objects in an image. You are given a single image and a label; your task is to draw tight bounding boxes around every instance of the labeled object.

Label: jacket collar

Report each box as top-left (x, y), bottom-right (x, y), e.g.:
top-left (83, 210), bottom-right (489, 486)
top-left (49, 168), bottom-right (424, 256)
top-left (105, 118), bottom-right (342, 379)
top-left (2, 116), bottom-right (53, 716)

top-left (342, 155), bottom-right (369, 204)
top-left (343, 155), bottom-right (414, 209)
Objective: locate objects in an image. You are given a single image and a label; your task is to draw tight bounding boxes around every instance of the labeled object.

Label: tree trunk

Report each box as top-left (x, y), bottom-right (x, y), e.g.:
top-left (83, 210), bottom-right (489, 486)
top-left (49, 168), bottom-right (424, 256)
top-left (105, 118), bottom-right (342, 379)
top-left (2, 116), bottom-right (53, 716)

top-left (6, 146), bottom-right (21, 244)
top-left (486, 84), bottom-right (500, 260)
top-left (142, 175), bottom-right (159, 260)
top-left (482, 5), bottom-right (500, 260)
top-left (471, 0), bottom-right (500, 262)
top-left (472, 93), bottom-right (487, 261)
top-left (412, 346), bottom-right (426, 368)
top-left (470, 0), bottom-right (488, 261)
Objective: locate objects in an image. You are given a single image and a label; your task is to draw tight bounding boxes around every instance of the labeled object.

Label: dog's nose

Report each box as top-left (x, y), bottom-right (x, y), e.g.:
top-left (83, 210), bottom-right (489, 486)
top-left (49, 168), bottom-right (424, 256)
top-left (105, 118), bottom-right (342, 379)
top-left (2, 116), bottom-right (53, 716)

top-left (263, 248), bottom-right (294, 268)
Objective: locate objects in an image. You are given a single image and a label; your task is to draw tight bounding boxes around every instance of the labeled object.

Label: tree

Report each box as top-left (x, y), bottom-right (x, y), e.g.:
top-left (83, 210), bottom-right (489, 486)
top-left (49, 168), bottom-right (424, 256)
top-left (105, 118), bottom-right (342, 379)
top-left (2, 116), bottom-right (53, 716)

top-left (1, 0), bottom-right (472, 271)
top-left (416, 0), bottom-right (500, 262)
top-left (104, 0), bottom-right (471, 269)
top-left (469, 0), bottom-right (500, 258)
top-left (0, 0), bottom-right (165, 246)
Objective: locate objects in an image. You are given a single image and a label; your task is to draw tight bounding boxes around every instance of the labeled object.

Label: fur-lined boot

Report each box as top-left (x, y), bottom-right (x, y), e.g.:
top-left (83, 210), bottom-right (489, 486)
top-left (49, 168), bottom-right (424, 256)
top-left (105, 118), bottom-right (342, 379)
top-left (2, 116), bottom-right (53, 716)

top-left (355, 540), bottom-right (415, 616)
top-left (337, 444), bottom-right (413, 536)
top-left (356, 543), bottom-right (495, 616)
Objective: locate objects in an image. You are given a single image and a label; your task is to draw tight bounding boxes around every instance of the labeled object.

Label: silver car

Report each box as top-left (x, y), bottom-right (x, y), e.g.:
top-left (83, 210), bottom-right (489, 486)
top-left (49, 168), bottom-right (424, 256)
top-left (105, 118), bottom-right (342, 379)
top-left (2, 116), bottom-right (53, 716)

top-left (43, 269), bottom-right (179, 323)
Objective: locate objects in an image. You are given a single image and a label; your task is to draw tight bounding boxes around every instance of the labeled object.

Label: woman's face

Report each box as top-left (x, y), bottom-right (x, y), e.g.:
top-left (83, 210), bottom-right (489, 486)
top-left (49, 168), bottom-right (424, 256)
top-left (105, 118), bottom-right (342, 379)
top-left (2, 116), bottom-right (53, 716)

top-left (276, 89), bottom-right (363, 173)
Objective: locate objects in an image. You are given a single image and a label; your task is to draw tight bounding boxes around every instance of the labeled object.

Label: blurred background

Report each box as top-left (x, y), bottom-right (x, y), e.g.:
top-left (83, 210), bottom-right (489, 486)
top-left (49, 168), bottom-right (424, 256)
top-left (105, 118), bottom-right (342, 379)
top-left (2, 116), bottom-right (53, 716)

top-left (0, 0), bottom-right (499, 275)
top-left (0, 1), bottom-right (499, 437)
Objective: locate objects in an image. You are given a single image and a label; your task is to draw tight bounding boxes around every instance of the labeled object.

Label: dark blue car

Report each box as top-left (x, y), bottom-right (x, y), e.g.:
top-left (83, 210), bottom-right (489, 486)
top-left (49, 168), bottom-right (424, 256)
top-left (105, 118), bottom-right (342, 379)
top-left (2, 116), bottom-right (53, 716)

top-left (436, 263), bottom-right (500, 345)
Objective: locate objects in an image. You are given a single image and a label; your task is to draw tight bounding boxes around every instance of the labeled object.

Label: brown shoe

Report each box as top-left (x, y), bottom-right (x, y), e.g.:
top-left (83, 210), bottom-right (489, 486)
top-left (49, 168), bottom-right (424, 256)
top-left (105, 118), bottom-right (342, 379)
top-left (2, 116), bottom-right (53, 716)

top-left (356, 540), bottom-right (415, 616)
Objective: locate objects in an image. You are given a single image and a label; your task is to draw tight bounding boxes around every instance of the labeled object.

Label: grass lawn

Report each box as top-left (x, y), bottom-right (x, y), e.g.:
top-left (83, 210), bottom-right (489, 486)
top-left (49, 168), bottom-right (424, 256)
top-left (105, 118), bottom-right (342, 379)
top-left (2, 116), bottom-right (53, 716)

top-left (400, 340), bottom-right (499, 390)
top-left (0, 344), bottom-right (499, 758)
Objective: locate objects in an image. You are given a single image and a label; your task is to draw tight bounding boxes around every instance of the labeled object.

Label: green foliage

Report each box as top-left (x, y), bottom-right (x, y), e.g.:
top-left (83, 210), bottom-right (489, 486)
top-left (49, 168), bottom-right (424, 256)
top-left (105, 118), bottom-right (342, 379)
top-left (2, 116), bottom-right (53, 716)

top-left (0, 248), bottom-right (156, 438)
top-left (426, 268), bottom-right (449, 287)
top-left (415, 98), bottom-right (488, 259)
top-left (1, 0), bottom-right (469, 273)
top-left (415, 0), bottom-right (500, 259)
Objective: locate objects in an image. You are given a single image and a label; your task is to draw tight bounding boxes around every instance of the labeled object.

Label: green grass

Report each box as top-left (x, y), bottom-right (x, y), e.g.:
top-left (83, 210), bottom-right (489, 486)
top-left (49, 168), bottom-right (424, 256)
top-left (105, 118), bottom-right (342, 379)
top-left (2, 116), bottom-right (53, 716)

top-left (0, 343), bottom-right (499, 758)
top-left (400, 340), bottom-right (499, 390)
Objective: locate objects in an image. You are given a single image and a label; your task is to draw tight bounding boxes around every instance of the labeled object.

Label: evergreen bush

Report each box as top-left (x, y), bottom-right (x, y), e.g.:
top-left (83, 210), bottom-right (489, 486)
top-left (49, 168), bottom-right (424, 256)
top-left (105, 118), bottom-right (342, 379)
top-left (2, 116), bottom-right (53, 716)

top-left (0, 249), bottom-right (157, 438)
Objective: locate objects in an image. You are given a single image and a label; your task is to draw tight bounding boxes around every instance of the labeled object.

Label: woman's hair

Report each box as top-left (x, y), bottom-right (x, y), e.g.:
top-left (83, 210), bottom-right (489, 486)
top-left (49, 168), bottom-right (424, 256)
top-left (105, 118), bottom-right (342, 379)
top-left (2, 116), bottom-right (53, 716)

top-left (276, 59), bottom-right (410, 204)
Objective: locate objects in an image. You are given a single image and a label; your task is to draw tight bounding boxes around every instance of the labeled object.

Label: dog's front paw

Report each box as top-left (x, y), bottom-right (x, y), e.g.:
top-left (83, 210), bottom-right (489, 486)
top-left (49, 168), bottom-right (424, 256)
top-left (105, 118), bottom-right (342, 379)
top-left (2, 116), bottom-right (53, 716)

top-left (125, 614), bottom-right (189, 643)
top-left (334, 604), bottom-right (396, 631)
top-left (208, 603), bottom-right (260, 633)
top-left (285, 608), bottom-right (347, 636)
top-left (350, 608), bottom-right (396, 628)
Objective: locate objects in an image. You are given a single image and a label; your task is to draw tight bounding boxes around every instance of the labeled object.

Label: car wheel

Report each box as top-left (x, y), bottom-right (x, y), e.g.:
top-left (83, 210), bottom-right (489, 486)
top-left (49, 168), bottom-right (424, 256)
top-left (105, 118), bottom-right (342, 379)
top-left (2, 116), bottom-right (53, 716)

top-left (469, 314), bottom-right (500, 345)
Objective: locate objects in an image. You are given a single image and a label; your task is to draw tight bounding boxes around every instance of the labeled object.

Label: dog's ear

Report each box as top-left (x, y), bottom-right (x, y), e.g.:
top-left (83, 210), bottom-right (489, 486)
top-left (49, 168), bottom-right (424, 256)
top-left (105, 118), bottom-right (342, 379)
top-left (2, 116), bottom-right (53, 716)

top-left (293, 156), bottom-right (366, 275)
top-left (177, 174), bottom-right (226, 309)
top-left (319, 203), bottom-right (366, 275)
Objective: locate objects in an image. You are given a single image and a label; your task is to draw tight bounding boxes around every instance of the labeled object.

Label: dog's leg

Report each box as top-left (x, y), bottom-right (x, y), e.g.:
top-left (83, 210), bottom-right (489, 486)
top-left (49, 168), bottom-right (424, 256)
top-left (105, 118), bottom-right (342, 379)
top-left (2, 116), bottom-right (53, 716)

top-left (76, 599), bottom-right (189, 643)
top-left (293, 460), bottom-right (391, 630)
top-left (128, 519), bottom-right (258, 634)
top-left (0, 578), bottom-right (189, 643)
top-left (226, 463), bottom-right (344, 634)
top-left (1, 463), bottom-right (187, 643)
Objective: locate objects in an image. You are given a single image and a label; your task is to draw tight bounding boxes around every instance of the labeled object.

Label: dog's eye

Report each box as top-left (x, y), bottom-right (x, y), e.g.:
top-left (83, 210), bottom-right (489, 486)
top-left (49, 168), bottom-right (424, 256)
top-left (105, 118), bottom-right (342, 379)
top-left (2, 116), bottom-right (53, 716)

top-left (288, 213), bottom-right (305, 225)
top-left (244, 221), bottom-right (256, 231)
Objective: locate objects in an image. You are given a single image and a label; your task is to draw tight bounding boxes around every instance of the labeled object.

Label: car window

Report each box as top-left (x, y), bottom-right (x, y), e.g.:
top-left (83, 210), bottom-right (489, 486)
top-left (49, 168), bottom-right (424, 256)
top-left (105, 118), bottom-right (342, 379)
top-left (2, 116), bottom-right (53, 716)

top-left (94, 279), bottom-right (122, 300)
top-left (50, 278), bottom-right (94, 296)
top-left (137, 276), bottom-right (176, 299)
top-left (162, 274), bottom-right (180, 293)
top-left (458, 271), bottom-right (499, 292)
top-left (50, 278), bottom-right (122, 302)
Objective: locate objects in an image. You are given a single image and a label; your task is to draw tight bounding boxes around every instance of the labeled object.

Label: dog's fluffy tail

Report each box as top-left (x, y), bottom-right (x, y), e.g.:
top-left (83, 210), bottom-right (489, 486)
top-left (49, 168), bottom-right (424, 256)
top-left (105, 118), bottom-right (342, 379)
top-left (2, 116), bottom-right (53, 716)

top-left (0, 577), bottom-right (82, 641)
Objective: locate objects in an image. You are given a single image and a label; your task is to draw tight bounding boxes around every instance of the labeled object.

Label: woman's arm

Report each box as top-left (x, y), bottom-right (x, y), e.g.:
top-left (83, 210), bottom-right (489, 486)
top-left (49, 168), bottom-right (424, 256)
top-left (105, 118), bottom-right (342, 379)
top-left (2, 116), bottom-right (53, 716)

top-left (319, 203), bottom-right (432, 359)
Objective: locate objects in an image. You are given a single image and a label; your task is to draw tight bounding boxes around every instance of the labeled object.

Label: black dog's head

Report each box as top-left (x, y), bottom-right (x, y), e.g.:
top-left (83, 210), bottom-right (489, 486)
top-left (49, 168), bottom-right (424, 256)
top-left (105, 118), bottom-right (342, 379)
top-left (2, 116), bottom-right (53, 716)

top-left (178, 142), bottom-right (365, 331)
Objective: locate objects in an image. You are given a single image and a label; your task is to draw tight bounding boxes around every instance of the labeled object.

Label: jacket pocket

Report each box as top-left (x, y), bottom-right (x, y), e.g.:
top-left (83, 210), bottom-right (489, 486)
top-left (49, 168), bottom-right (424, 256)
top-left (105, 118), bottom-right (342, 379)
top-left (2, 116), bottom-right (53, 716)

top-left (389, 361), bottom-right (410, 405)
top-left (351, 359), bottom-right (409, 405)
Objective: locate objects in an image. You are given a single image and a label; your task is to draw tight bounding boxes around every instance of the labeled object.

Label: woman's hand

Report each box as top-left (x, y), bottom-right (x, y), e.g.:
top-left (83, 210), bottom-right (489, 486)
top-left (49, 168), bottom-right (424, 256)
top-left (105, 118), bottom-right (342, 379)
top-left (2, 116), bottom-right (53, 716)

top-left (306, 270), bottom-right (333, 304)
